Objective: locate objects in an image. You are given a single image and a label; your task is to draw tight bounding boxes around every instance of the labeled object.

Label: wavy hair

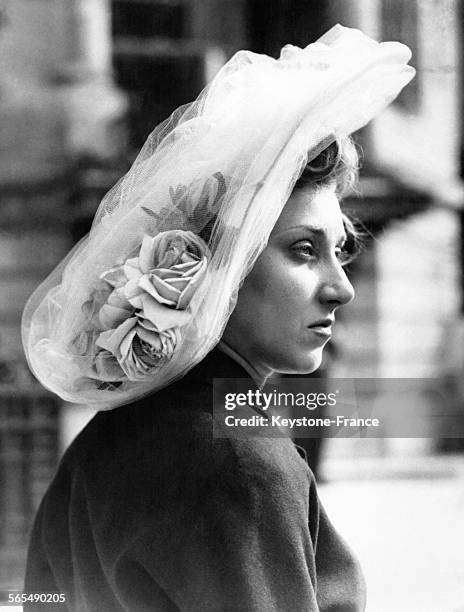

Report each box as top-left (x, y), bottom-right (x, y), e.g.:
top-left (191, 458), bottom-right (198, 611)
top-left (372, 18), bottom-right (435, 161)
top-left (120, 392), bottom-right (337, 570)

top-left (294, 137), bottom-right (363, 263)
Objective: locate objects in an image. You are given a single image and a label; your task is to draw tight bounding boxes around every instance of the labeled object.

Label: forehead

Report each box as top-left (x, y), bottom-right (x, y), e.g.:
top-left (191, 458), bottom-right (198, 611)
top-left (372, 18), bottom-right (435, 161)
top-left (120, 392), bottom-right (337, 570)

top-left (271, 186), bottom-right (345, 238)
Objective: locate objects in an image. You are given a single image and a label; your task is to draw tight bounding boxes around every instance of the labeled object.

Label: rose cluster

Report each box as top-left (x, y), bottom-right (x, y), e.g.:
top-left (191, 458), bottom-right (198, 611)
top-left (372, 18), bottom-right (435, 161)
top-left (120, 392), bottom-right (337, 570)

top-left (78, 230), bottom-right (208, 383)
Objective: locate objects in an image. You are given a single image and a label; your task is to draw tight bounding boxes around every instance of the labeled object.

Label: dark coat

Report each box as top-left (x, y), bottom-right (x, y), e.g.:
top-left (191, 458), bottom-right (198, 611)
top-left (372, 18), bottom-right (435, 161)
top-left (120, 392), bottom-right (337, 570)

top-left (25, 348), bottom-right (366, 611)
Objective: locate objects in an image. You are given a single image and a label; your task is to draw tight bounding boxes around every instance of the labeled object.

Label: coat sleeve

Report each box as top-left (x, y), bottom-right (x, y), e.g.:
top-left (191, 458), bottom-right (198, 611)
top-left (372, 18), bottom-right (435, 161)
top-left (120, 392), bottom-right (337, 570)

top-left (110, 441), bottom-right (321, 612)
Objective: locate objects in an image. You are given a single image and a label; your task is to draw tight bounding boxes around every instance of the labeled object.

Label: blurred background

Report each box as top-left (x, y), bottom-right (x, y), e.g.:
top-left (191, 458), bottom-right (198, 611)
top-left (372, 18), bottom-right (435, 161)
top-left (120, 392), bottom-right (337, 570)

top-left (0, 1), bottom-right (463, 610)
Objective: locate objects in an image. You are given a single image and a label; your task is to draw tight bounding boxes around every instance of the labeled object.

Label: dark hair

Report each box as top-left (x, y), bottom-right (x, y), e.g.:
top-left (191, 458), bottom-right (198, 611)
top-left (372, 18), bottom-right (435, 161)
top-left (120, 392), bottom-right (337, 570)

top-left (294, 136), bottom-right (363, 264)
top-left (294, 136), bottom-right (359, 197)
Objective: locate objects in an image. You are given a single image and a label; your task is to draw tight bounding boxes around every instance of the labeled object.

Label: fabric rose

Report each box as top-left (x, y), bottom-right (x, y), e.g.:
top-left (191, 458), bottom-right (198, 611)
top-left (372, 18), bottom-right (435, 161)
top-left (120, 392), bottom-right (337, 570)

top-left (98, 287), bottom-right (134, 331)
top-left (91, 230), bottom-right (208, 381)
top-left (81, 282), bottom-right (113, 329)
top-left (120, 230), bottom-right (209, 312)
top-left (95, 305), bottom-right (181, 381)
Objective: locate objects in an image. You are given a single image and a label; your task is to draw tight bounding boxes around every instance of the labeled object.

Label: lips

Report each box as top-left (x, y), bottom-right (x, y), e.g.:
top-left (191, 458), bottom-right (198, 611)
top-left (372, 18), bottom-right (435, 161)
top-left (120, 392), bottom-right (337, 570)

top-left (307, 326), bottom-right (332, 338)
top-left (307, 318), bottom-right (333, 338)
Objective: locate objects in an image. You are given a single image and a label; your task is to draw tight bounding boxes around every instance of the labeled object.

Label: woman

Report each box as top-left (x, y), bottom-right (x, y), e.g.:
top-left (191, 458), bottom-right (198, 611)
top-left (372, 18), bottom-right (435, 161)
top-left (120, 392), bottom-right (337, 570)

top-left (22, 25), bottom-right (414, 611)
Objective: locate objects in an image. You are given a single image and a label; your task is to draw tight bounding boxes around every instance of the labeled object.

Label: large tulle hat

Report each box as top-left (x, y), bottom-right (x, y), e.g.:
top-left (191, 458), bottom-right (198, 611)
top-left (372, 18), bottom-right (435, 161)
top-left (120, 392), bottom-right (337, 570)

top-left (22, 25), bottom-right (415, 409)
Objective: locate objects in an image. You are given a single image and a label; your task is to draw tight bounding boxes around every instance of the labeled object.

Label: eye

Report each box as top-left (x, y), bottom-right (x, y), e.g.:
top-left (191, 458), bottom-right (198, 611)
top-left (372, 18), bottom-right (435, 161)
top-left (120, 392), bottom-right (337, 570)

top-left (335, 245), bottom-right (353, 266)
top-left (290, 240), bottom-right (316, 259)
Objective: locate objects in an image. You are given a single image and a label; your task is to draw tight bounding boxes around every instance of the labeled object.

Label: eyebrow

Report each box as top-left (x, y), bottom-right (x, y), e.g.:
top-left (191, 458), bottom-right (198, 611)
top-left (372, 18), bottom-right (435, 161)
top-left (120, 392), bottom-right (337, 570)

top-left (276, 224), bottom-right (347, 245)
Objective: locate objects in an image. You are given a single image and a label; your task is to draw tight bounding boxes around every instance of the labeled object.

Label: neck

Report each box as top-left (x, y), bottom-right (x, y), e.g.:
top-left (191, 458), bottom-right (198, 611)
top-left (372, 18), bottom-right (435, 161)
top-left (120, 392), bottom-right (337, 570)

top-left (217, 339), bottom-right (271, 388)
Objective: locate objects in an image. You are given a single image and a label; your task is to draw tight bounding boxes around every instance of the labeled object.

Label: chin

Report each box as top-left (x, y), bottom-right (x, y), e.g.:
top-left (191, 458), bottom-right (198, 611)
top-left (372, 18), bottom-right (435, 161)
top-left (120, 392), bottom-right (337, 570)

top-left (298, 352), bottom-right (323, 375)
top-left (276, 348), bottom-right (324, 375)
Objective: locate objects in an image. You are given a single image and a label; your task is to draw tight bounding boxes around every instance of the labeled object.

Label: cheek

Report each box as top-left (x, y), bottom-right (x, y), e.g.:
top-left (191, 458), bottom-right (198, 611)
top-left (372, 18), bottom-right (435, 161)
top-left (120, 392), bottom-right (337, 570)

top-left (241, 254), bottom-right (287, 319)
top-left (236, 252), bottom-right (318, 332)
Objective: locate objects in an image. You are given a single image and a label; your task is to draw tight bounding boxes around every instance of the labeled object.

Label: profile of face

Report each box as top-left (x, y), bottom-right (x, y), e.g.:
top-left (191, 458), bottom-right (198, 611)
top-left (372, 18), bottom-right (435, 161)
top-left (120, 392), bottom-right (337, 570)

top-left (223, 185), bottom-right (355, 378)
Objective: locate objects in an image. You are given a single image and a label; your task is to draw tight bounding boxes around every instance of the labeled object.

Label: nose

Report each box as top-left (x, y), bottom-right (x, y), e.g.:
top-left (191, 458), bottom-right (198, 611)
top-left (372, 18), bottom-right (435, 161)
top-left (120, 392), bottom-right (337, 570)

top-left (318, 263), bottom-right (355, 308)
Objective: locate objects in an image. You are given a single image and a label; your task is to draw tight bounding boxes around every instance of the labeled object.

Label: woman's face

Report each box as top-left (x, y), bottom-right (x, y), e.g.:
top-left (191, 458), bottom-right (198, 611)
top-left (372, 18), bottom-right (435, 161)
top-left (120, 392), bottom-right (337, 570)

top-left (223, 186), bottom-right (355, 377)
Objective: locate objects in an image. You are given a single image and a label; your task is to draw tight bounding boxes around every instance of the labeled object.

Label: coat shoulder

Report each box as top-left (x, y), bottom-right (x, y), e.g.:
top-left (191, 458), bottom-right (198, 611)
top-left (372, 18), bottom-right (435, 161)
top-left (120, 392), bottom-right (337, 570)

top-left (57, 377), bottom-right (239, 508)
